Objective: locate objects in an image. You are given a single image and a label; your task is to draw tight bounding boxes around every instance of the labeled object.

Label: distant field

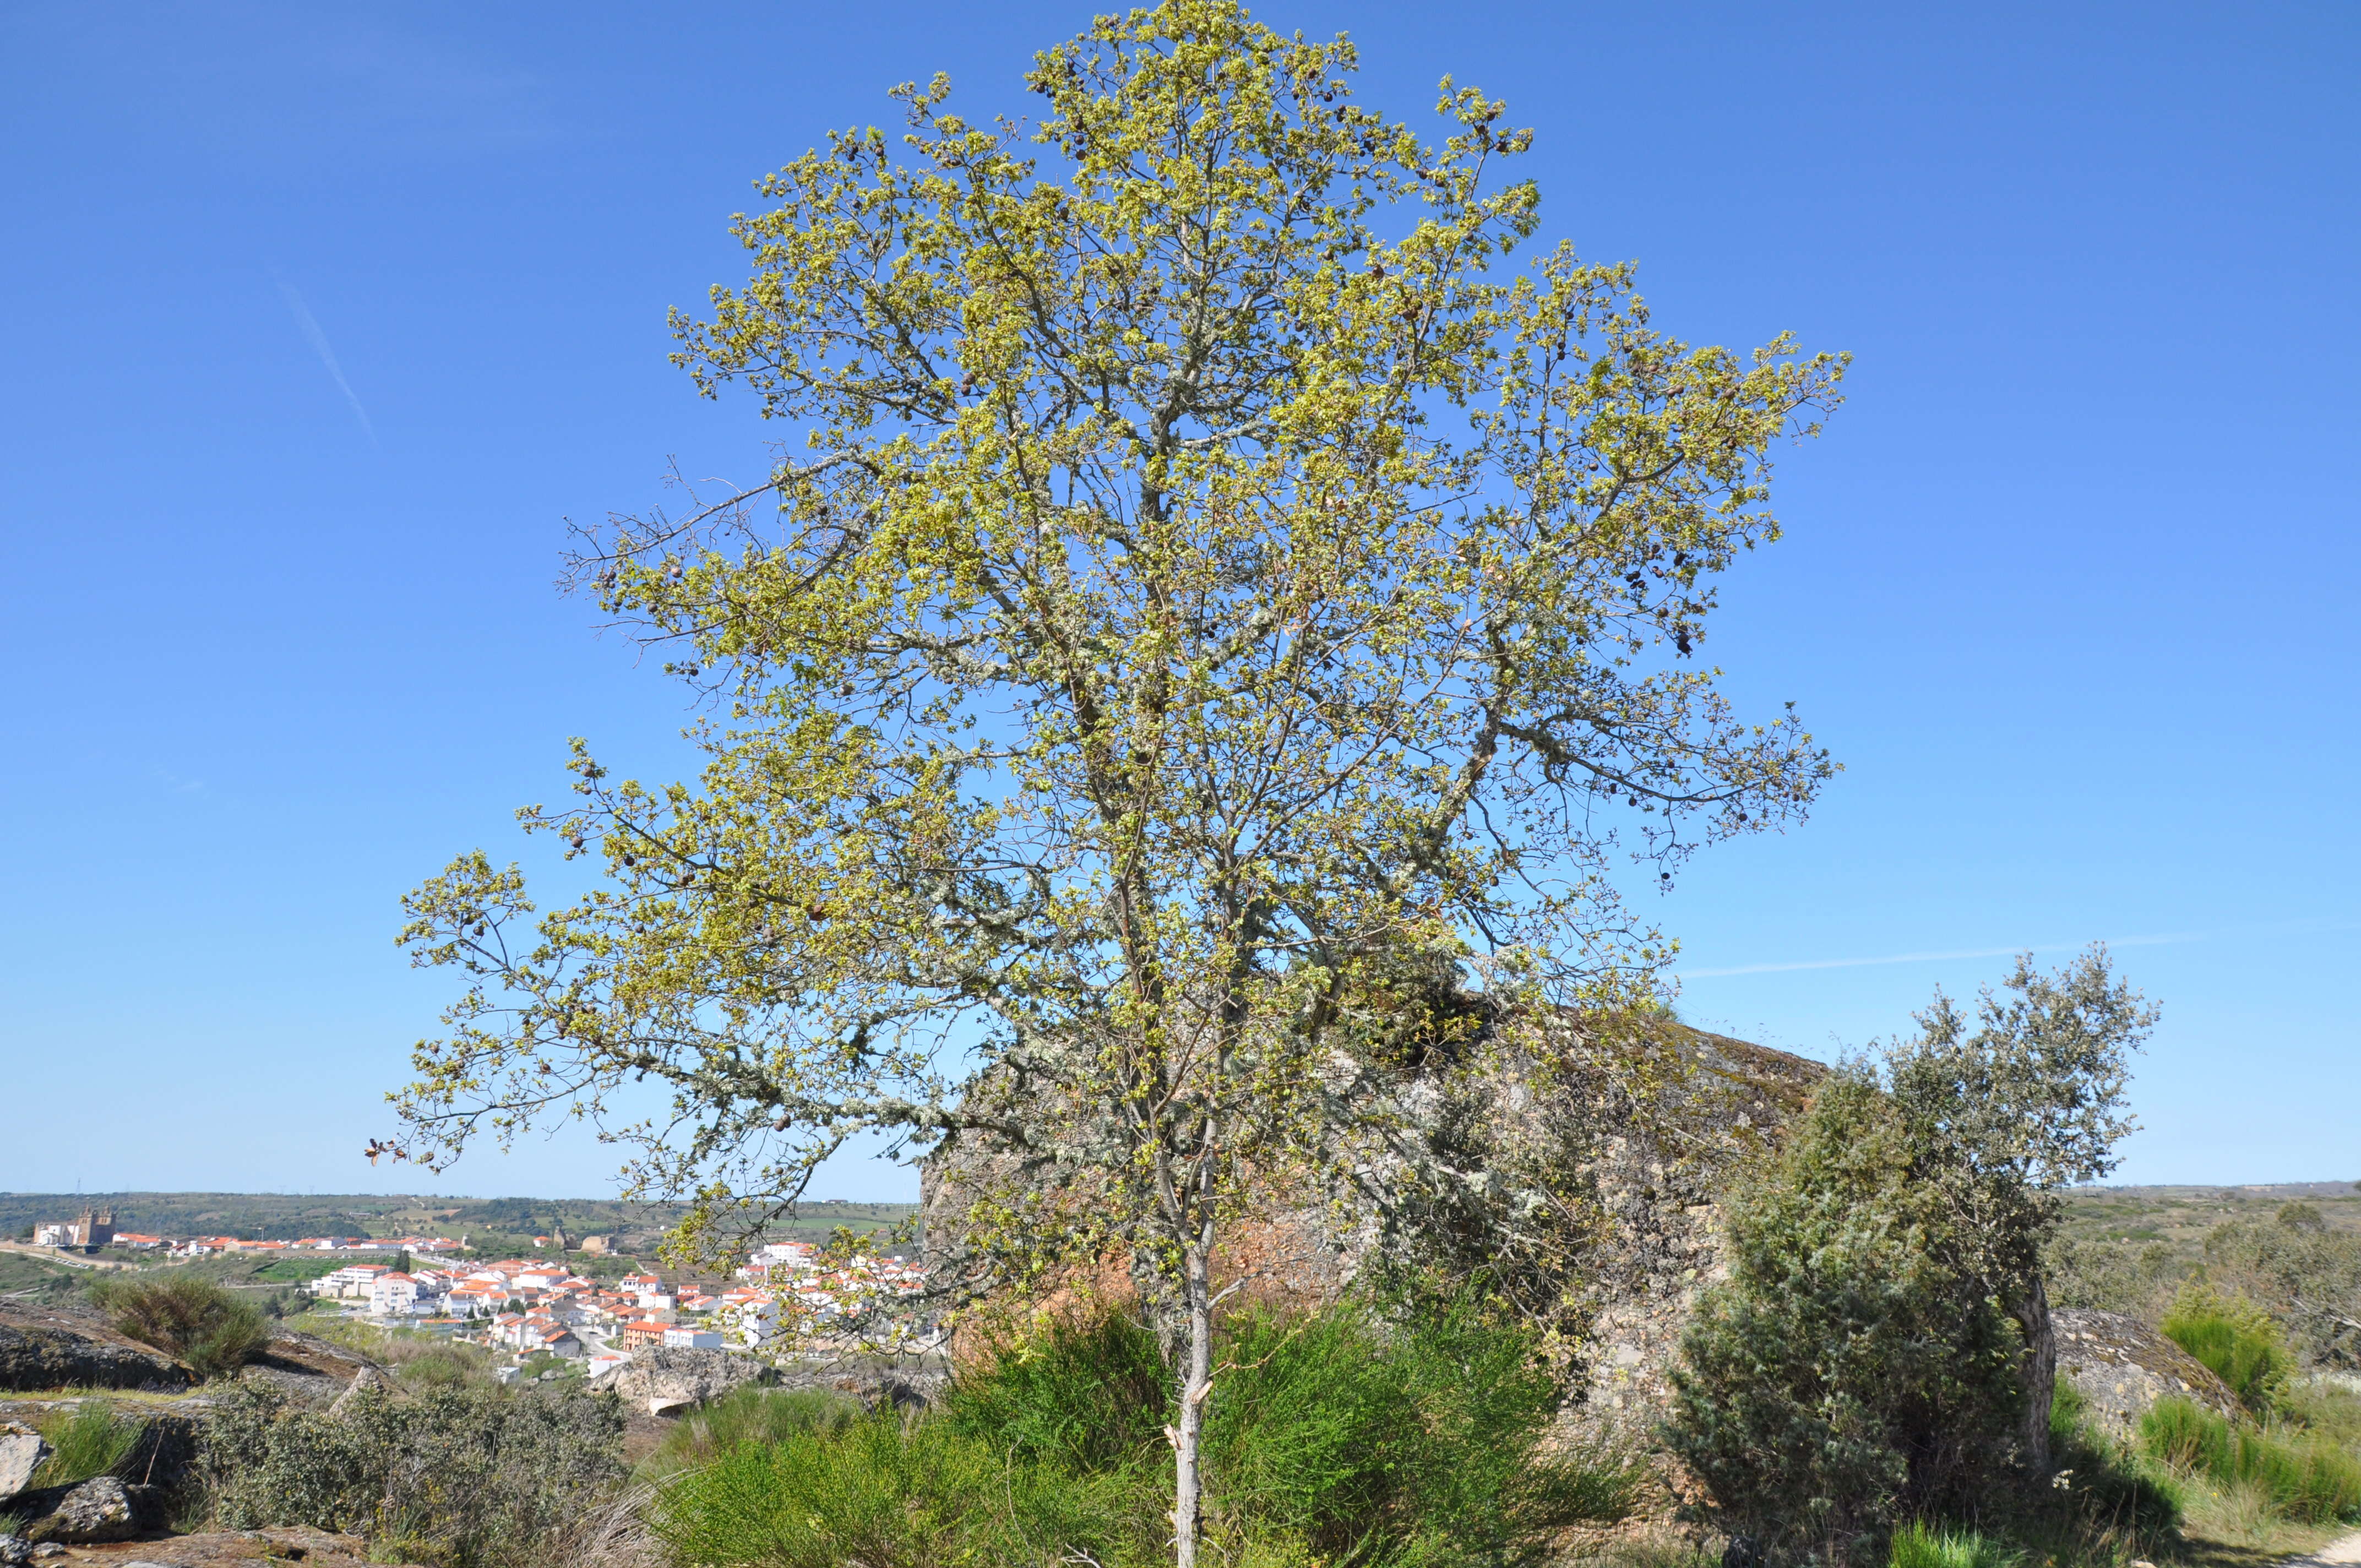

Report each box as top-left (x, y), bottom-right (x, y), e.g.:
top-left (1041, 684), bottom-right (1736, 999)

top-left (2061, 1179), bottom-right (2361, 1246)
top-left (0, 1248), bottom-right (94, 1306)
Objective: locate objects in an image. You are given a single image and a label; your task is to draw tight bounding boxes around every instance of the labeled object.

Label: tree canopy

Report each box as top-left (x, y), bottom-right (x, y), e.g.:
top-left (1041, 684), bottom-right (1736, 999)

top-left (387, 4), bottom-right (1846, 1558)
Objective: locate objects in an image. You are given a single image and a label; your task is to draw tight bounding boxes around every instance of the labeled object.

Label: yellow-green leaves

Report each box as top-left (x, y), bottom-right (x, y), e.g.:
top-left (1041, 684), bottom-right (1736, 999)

top-left (390, 0), bottom-right (1845, 1307)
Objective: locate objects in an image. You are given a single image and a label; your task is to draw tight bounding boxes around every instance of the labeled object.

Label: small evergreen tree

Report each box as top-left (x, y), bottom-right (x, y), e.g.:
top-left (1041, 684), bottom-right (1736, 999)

top-left (1667, 1074), bottom-right (2023, 1568)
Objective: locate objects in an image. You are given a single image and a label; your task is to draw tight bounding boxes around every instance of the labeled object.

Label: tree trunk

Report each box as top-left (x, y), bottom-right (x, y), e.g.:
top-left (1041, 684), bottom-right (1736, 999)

top-left (1173, 1249), bottom-right (1214, 1568)
top-left (2015, 1271), bottom-right (2055, 1474)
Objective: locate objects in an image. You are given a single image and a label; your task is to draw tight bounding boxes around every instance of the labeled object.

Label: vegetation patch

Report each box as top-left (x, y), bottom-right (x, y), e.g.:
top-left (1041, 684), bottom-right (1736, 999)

top-left (2162, 1288), bottom-right (2293, 1414)
top-left (202, 1379), bottom-right (626, 1568)
top-left (26, 1398), bottom-right (147, 1488)
top-left (655, 1290), bottom-right (1634, 1568)
top-left (2139, 1397), bottom-right (2361, 1524)
top-left (89, 1274), bottom-right (269, 1378)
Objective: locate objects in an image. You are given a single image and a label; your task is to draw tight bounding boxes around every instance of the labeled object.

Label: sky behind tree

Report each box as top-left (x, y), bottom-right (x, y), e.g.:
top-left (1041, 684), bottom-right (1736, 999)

top-left (2, 1), bottom-right (2352, 1200)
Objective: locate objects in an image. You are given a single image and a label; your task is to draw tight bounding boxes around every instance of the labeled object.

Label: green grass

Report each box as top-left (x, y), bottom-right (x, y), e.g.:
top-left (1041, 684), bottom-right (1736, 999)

top-left (2140, 1397), bottom-right (2361, 1523)
top-left (253, 1256), bottom-right (341, 1284)
top-left (2161, 1292), bottom-right (2292, 1413)
top-left (27, 1400), bottom-right (147, 1488)
top-left (1886, 1522), bottom-right (2024, 1568)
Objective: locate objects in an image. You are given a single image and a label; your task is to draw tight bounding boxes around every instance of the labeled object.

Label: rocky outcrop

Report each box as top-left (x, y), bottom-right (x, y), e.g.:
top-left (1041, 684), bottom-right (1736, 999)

top-left (2053, 1307), bottom-right (2243, 1437)
top-left (0, 1324), bottom-right (190, 1392)
top-left (3, 1525), bottom-right (426, 1565)
top-left (590, 1346), bottom-right (774, 1415)
top-left (10, 1473), bottom-right (168, 1543)
top-left (0, 1420), bottom-right (50, 1502)
top-left (924, 1015), bottom-right (1827, 1442)
top-left (326, 1363), bottom-right (398, 1417)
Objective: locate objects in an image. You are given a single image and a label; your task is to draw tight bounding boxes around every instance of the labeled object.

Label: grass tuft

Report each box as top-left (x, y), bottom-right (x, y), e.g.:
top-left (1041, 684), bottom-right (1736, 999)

top-left (2140, 1396), bottom-right (2361, 1523)
top-left (27, 1400), bottom-right (148, 1489)
top-left (1886, 1521), bottom-right (2024, 1568)
top-left (2160, 1288), bottom-right (2292, 1414)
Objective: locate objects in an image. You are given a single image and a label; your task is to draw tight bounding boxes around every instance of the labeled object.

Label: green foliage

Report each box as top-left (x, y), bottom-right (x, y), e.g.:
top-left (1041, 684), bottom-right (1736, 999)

top-left (1885, 1522), bottom-right (2023, 1568)
top-left (89, 1273), bottom-right (270, 1378)
top-left (2138, 1397), bottom-right (2361, 1523)
top-left (393, 1341), bottom-right (506, 1392)
top-left (2044, 1377), bottom-right (2184, 1533)
top-left (660, 1291), bottom-right (1630, 1568)
top-left (203, 1380), bottom-right (626, 1568)
top-left (1201, 1295), bottom-right (1633, 1566)
top-left (639, 1384), bottom-right (861, 1480)
top-left (2197, 1218), bottom-right (2361, 1370)
top-left (943, 1306), bottom-right (1169, 1473)
top-left (2161, 1287), bottom-right (2292, 1413)
top-left (1668, 1074), bottom-right (2026, 1567)
top-left (655, 1411), bottom-right (1153, 1568)
top-left (27, 1400), bottom-right (146, 1489)
top-left (2042, 1233), bottom-right (2184, 1316)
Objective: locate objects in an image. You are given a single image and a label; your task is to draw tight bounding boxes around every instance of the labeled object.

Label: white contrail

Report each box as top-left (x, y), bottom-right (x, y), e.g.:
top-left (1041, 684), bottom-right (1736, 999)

top-left (273, 275), bottom-right (378, 445)
top-left (1677, 931), bottom-right (2202, 980)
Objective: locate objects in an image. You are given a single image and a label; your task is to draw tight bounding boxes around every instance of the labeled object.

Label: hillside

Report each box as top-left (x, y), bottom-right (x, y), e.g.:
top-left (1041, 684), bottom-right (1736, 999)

top-left (2061, 1179), bottom-right (2361, 1246)
top-left (0, 1191), bottom-right (919, 1257)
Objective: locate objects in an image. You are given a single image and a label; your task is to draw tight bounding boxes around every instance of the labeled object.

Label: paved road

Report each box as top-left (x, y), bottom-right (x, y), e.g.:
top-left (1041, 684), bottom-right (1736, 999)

top-left (0, 1239), bottom-right (126, 1271)
top-left (2282, 1532), bottom-right (2361, 1568)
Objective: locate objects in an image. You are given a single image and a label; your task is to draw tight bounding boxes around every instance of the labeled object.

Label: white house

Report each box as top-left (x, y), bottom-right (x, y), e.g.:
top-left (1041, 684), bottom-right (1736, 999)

top-left (312, 1264), bottom-right (391, 1300)
top-left (368, 1271), bottom-right (445, 1317)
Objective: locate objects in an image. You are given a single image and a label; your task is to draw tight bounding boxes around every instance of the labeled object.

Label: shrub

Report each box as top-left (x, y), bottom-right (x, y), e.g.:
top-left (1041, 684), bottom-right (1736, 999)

top-left (392, 1341), bottom-right (503, 1391)
top-left (1667, 1075), bottom-right (2025, 1568)
top-left (2161, 1287), bottom-right (2291, 1413)
top-left (943, 1304), bottom-right (1168, 1473)
top-left (657, 1289), bottom-right (1633, 1568)
top-left (89, 1274), bottom-right (270, 1378)
top-left (2140, 1397), bottom-right (2361, 1523)
top-left (203, 1379), bottom-right (627, 1567)
top-left (28, 1400), bottom-right (146, 1488)
top-left (2194, 1221), bottom-right (2361, 1371)
top-left (1203, 1293), bottom-right (1633, 1566)
top-left (655, 1412), bottom-right (1150, 1568)
top-left (640, 1384), bottom-right (861, 1480)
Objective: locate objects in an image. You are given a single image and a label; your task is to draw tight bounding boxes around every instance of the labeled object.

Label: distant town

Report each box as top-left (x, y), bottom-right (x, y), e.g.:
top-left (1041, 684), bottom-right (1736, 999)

top-left (16, 1202), bottom-right (932, 1376)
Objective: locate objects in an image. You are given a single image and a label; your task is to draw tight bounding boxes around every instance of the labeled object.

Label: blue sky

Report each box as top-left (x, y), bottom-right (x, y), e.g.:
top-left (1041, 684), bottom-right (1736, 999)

top-left (2, 2), bottom-right (2353, 1202)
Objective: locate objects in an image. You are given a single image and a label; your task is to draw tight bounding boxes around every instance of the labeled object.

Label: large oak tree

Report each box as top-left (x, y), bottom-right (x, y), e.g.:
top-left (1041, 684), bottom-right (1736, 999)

top-left (389, 5), bottom-right (1845, 1559)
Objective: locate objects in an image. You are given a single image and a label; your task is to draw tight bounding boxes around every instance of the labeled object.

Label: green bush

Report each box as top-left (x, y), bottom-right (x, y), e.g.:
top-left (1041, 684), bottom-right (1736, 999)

top-left (28, 1400), bottom-right (146, 1488)
top-left (640, 1384), bottom-right (861, 1480)
top-left (943, 1304), bottom-right (1168, 1473)
top-left (89, 1274), bottom-right (271, 1378)
top-left (203, 1379), bottom-right (627, 1567)
top-left (1667, 1075), bottom-right (2026, 1568)
top-left (1202, 1294), bottom-right (1633, 1566)
top-left (657, 1289), bottom-right (1633, 1568)
top-left (2161, 1287), bottom-right (2292, 1413)
top-left (2139, 1397), bottom-right (2361, 1523)
top-left (656, 1411), bottom-right (1150, 1568)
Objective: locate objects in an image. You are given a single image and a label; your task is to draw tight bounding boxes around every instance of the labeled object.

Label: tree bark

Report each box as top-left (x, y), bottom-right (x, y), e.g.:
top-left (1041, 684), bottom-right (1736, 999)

top-left (2015, 1271), bottom-right (2055, 1474)
top-left (1174, 1248), bottom-right (1214, 1568)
